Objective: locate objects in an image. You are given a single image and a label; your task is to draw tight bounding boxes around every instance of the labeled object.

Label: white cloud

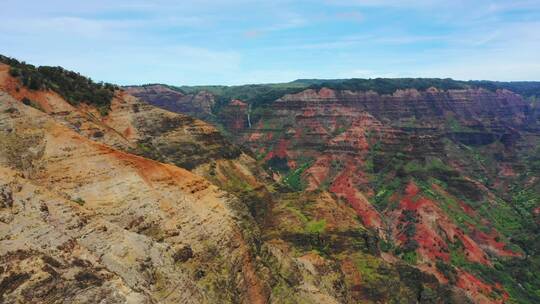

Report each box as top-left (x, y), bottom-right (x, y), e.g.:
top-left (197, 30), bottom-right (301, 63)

top-left (1, 0), bottom-right (538, 84)
top-left (324, 0), bottom-right (448, 9)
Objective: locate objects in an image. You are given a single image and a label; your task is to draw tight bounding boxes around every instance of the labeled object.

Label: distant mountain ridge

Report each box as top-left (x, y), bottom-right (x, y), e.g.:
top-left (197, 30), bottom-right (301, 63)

top-left (130, 77), bottom-right (540, 105)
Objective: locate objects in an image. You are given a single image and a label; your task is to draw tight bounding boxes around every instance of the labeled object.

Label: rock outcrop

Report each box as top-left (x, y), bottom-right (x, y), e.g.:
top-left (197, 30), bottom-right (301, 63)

top-left (0, 91), bottom-right (269, 303)
top-left (125, 85), bottom-right (215, 118)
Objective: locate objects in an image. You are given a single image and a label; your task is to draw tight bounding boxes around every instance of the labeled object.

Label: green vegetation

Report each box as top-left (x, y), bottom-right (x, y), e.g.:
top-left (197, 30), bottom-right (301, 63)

top-left (369, 157), bottom-right (456, 211)
top-left (435, 260), bottom-right (457, 284)
top-left (468, 80), bottom-right (540, 98)
top-left (510, 184), bottom-right (540, 213)
top-left (348, 252), bottom-right (438, 302)
top-left (478, 199), bottom-right (525, 236)
top-left (371, 175), bottom-right (402, 211)
top-left (282, 160), bottom-right (313, 191)
top-left (311, 78), bottom-right (470, 95)
top-left (353, 253), bottom-right (385, 282)
top-left (21, 97), bottom-right (44, 111)
top-left (73, 197), bottom-right (85, 206)
top-left (445, 116), bottom-right (474, 132)
top-left (448, 240), bottom-right (540, 303)
top-left (312, 78), bottom-right (540, 98)
top-left (175, 81), bottom-right (310, 113)
top-left (403, 158), bottom-right (452, 176)
top-left (283, 200), bottom-right (327, 236)
top-left (1, 55), bottom-right (116, 114)
top-left (415, 177), bottom-right (540, 303)
top-left (415, 178), bottom-right (486, 233)
top-left (305, 219), bottom-right (326, 235)
top-left (266, 156), bottom-right (289, 173)
top-left (332, 121), bottom-right (349, 136)
top-left (285, 204), bottom-right (309, 224)
top-left (401, 251), bottom-right (418, 264)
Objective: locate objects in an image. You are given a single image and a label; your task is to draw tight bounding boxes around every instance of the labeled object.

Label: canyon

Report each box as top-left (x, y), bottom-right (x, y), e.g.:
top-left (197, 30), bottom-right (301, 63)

top-left (0, 55), bottom-right (539, 303)
top-left (129, 81), bottom-right (540, 303)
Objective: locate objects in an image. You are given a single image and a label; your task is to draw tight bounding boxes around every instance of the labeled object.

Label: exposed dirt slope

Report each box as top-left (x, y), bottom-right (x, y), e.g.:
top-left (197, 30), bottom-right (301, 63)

top-left (0, 92), bottom-right (267, 303)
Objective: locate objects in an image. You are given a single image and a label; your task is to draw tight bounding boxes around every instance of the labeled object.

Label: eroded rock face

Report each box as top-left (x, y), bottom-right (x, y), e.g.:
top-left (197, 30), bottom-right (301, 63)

top-left (0, 93), bottom-right (268, 303)
top-left (228, 87), bottom-right (535, 195)
top-left (125, 85), bottom-right (215, 117)
top-left (276, 88), bottom-right (528, 126)
top-left (220, 99), bottom-right (249, 131)
top-left (238, 87), bottom-right (530, 155)
top-left (105, 92), bottom-right (242, 170)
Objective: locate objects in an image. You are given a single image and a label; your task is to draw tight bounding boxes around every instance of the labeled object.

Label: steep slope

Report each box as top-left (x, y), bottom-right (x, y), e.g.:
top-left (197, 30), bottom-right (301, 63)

top-left (0, 92), bottom-right (269, 303)
top-left (125, 84), bottom-right (215, 118)
top-left (135, 83), bottom-right (540, 303)
top-left (0, 89), bottom-right (278, 302)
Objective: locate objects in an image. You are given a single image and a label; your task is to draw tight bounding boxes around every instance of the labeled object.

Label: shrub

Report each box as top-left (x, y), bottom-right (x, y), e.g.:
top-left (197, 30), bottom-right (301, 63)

top-left (0, 55), bottom-right (115, 114)
top-left (266, 156), bottom-right (289, 172)
top-left (173, 246), bottom-right (193, 263)
top-left (21, 97), bottom-right (31, 106)
top-left (73, 197), bottom-right (85, 206)
top-left (435, 260), bottom-right (457, 284)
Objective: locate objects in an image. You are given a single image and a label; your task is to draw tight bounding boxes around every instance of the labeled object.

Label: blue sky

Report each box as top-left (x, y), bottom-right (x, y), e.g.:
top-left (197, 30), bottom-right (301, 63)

top-left (1, 0), bottom-right (539, 85)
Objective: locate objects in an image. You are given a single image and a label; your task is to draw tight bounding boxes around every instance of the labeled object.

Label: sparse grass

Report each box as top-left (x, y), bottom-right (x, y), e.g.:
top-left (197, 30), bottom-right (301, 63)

top-left (0, 130), bottom-right (44, 172)
top-left (305, 219), bottom-right (326, 234)
top-left (285, 205), bottom-right (309, 224)
top-left (353, 253), bottom-right (384, 282)
top-left (73, 197), bottom-right (85, 206)
top-left (446, 116), bottom-right (468, 132)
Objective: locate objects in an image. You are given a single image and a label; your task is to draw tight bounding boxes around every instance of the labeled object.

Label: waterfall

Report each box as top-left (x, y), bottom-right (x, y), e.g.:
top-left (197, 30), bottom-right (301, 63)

top-left (247, 103), bottom-right (252, 128)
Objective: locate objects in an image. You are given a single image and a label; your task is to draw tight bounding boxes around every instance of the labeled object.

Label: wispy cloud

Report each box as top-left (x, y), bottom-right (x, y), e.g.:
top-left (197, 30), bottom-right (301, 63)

top-left (1, 0), bottom-right (538, 84)
top-left (334, 11), bottom-right (364, 22)
top-left (243, 12), bottom-right (308, 38)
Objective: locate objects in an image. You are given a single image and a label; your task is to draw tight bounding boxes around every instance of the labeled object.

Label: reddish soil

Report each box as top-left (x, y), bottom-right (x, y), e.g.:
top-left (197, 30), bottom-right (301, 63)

top-left (431, 183), bottom-right (520, 258)
top-left (229, 99), bottom-right (247, 107)
top-left (340, 258), bottom-right (363, 297)
top-left (275, 139), bottom-right (290, 158)
top-left (471, 229), bottom-right (521, 257)
top-left (397, 181), bottom-right (491, 265)
top-left (304, 155), bottom-right (331, 190)
top-left (263, 151), bottom-right (274, 162)
top-left (329, 163), bottom-right (382, 229)
top-left (456, 270), bottom-right (504, 304)
top-left (318, 87), bottom-right (335, 99)
top-left (0, 64), bottom-right (66, 113)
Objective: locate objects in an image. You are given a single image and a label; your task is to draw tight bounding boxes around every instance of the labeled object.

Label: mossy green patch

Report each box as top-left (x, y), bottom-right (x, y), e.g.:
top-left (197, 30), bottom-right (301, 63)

top-left (305, 219), bottom-right (326, 234)
top-left (282, 160), bottom-right (313, 192)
